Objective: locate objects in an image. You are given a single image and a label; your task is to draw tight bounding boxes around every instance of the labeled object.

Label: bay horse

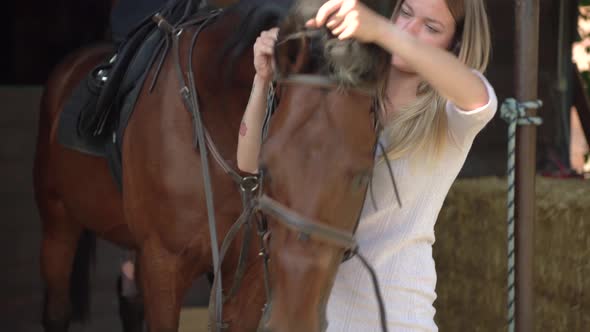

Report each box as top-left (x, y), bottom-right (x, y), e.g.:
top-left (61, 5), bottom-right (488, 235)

top-left (33, 0), bottom-right (395, 331)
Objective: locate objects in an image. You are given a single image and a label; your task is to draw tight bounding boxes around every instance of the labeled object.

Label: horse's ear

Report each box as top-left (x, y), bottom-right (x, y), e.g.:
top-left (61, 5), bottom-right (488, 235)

top-left (276, 38), bottom-right (310, 76)
top-left (275, 17), bottom-right (311, 76)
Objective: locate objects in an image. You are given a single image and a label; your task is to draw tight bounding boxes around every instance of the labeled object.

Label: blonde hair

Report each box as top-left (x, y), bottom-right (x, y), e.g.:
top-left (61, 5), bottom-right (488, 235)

top-left (378, 0), bottom-right (491, 164)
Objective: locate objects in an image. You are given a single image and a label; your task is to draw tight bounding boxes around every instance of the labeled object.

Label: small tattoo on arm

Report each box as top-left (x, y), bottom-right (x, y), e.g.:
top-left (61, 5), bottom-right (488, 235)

top-left (240, 122), bottom-right (248, 137)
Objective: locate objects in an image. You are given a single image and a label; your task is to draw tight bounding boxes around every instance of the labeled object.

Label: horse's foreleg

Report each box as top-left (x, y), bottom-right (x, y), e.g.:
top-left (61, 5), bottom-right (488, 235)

top-left (138, 239), bottom-right (197, 332)
top-left (40, 201), bottom-right (86, 332)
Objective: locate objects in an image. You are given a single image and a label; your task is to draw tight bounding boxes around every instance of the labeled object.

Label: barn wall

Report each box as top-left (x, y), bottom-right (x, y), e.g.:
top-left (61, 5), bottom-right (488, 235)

top-left (462, 0), bottom-right (576, 176)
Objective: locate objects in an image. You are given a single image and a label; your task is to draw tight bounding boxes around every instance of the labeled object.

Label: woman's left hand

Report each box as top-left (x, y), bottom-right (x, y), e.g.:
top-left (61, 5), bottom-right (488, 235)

top-left (305, 0), bottom-right (386, 42)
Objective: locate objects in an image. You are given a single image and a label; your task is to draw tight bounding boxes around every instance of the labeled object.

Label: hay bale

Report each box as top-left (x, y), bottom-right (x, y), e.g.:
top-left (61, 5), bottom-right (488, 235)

top-left (434, 177), bottom-right (590, 331)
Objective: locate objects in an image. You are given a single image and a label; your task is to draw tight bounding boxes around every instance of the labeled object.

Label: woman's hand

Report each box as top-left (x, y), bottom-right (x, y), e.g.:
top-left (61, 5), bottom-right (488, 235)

top-left (305, 0), bottom-right (387, 43)
top-left (253, 28), bottom-right (279, 81)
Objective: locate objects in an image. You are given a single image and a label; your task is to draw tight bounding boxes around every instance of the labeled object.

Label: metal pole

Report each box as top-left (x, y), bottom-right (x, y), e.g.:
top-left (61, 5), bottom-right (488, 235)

top-left (514, 0), bottom-right (540, 330)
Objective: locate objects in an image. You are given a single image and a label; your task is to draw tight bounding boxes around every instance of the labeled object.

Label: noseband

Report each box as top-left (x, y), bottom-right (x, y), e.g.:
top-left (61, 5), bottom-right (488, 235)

top-left (154, 9), bottom-right (389, 332)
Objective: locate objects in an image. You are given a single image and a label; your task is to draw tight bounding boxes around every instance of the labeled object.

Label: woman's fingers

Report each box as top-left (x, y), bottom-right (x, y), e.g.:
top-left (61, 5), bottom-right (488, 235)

top-left (338, 0), bottom-right (358, 15)
top-left (309, 0), bottom-right (369, 41)
top-left (254, 37), bottom-right (275, 54)
top-left (330, 18), bottom-right (347, 36)
top-left (262, 27), bottom-right (279, 39)
top-left (337, 21), bottom-right (359, 40)
top-left (254, 28), bottom-right (279, 79)
top-left (314, 0), bottom-right (343, 26)
top-left (255, 44), bottom-right (274, 57)
top-left (326, 15), bottom-right (344, 29)
top-left (330, 10), bottom-right (357, 36)
top-left (261, 45), bottom-right (274, 55)
top-left (261, 37), bottom-right (276, 48)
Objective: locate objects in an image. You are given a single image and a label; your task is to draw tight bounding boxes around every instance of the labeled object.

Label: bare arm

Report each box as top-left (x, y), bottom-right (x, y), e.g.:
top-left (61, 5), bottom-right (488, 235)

top-left (237, 28), bottom-right (278, 173)
top-left (373, 22), bottom-right (489, 111)
top-left (237, 74), bottom-right (270, 173)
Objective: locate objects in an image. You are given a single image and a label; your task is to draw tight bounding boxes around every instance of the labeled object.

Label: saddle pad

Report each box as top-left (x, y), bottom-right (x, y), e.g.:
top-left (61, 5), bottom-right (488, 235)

top-left (57, 26), bottom-right (165, 189)
top-left (57, 71), bottom-right (110, 157)
top-left (57, 0), bottom-right (213, 191)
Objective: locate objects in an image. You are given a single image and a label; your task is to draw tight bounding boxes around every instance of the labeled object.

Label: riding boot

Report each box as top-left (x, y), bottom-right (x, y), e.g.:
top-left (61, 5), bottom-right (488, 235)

top-left (117, 276), bottom-right (145, 332)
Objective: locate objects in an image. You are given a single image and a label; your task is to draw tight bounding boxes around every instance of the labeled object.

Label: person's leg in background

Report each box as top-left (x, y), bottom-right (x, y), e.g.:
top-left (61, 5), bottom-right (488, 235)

top-left (118, 251), bottom-right (143, 332)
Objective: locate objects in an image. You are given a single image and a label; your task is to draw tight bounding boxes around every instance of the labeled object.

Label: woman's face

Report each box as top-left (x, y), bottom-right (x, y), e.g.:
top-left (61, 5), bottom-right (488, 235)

top-left (391, 0), bottom-right (457, 72)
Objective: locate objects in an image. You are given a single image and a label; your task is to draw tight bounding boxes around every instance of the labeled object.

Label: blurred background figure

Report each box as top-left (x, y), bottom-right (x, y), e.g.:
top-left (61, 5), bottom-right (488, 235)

top-left (110, 0), bottom-right (170, 44)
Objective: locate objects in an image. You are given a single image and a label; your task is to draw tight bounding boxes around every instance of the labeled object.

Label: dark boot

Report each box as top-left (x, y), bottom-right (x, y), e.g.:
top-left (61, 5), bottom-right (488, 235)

top-left (42, 319), bottom-right (70, 332)
top-left (117, 276), bottom-right (145, 332)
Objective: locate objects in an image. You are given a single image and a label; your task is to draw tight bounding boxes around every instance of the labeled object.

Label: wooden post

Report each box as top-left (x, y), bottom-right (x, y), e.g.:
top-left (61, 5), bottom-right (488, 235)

top-left (514, 0), bottom-right (540, 330)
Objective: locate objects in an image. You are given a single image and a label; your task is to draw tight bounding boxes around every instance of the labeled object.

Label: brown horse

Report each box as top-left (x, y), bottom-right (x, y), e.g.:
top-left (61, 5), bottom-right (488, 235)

top-left (33, 0), bottom-right (394, 331)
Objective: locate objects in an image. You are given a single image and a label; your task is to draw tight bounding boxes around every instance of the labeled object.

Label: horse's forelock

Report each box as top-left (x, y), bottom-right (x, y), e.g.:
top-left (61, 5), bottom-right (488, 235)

top-left (285, 0), bottom-right (392, 88)
top-left (320, 0), bottom-right (393, 87)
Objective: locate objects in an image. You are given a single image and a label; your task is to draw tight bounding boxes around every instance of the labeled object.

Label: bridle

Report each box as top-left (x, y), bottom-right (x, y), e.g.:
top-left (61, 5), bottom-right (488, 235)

top-left (152, 8), bottom-right (394, 332)
top-left (272, 27), bottom-right (375, 96)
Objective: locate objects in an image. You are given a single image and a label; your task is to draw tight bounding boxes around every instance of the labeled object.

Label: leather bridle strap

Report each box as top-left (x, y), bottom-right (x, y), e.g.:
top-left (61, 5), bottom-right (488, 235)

top-left (273, 27), bottom-right (375, 97)
top-left (276, 74), bottom-right (374, 97)
top-left (158, 8), bottom-right (257, 331)
top-left (257, 195), bottom-right (356, 249)
top-left (207, 204), bottom-right (256, 331)
top-left (256, 194), bottom-right (389, 332)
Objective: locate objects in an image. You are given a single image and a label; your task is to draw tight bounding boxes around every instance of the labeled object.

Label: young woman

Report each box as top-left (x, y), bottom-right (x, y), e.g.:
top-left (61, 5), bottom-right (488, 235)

top-left (238, 0), bottom-right (497, 330)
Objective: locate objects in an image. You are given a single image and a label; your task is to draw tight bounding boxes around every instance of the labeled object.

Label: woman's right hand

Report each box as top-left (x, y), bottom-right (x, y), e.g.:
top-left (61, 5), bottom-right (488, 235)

top-left (253, 28), bottom-right (279, 81)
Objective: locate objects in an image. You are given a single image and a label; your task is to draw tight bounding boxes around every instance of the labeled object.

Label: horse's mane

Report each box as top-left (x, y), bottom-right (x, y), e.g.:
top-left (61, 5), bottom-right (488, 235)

top-left (221, 0), bottom-right (296, 72)
top-left (218, 0), bottom-right (393, 87)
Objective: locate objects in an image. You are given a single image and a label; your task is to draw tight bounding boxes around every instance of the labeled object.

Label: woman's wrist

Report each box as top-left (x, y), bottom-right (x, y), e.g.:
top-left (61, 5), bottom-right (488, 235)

top-left (242, 74), bottom-right (272, 121)
top-left (254, 73), bottom-right (272, 90)
top-left (374, 19), bottom-right (397, 52)
top-left (373, 16), bottom-right (393, 49)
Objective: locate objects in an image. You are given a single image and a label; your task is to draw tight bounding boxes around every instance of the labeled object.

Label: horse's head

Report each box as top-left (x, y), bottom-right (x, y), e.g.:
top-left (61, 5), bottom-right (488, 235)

top-left (244, 1), bottom-right (395, 331)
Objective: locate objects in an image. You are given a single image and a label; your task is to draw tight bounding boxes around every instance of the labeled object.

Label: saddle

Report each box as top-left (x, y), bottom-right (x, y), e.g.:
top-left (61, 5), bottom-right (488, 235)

top-left (58, 0), bottom-right (211, 190)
